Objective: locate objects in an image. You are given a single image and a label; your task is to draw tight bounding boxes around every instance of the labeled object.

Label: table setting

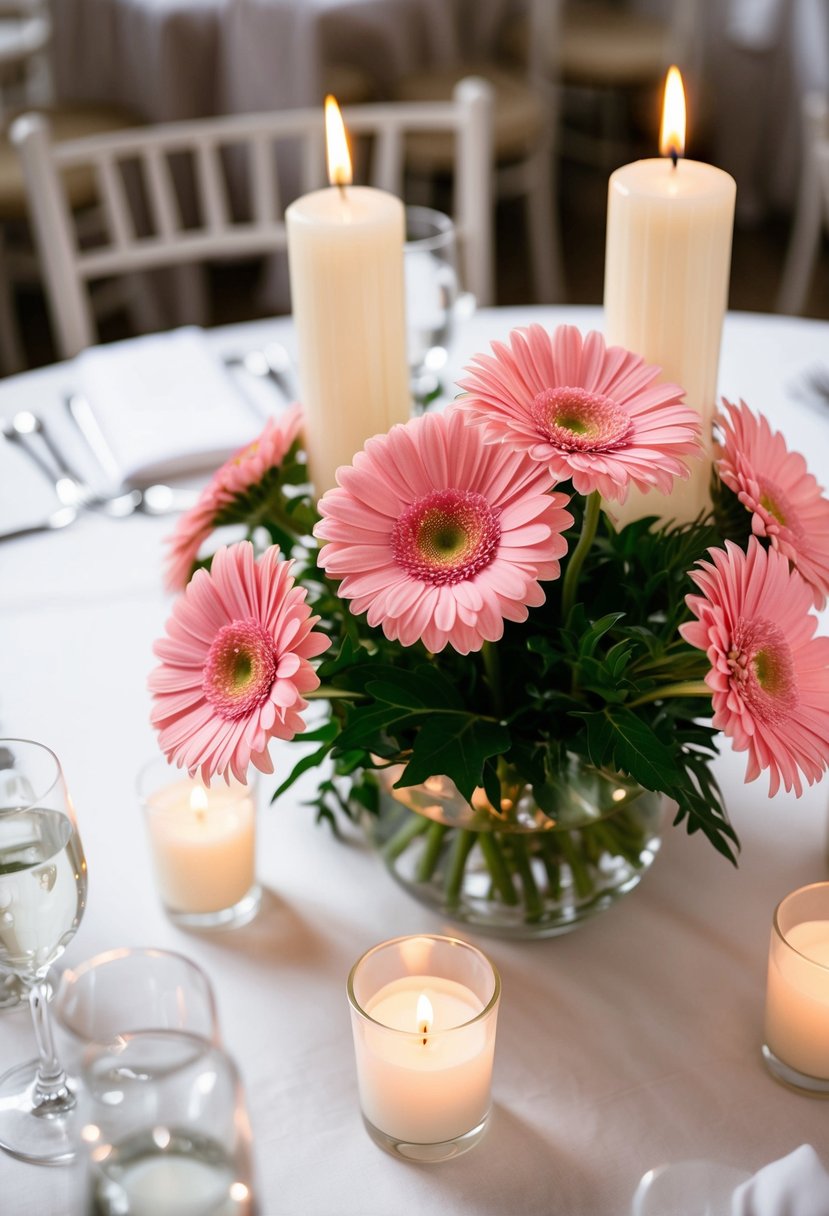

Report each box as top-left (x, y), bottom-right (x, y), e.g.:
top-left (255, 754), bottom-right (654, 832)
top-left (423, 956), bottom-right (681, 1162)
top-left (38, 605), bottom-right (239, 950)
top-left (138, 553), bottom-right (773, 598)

top-left (2, 72), bottom-right (829, 1216)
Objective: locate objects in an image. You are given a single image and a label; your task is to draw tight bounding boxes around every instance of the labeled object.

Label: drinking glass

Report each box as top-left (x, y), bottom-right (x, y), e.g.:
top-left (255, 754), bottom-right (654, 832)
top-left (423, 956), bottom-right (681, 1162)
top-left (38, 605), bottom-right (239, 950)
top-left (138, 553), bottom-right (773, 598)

top-left (403, 206), bottom-right (464, 411)
top-left (79, 1031), bottom-right (255, 1215)
top-left (0, 738), bottom-right (87, 1164)
top-left (53, 947), bottom-right (220, 1081)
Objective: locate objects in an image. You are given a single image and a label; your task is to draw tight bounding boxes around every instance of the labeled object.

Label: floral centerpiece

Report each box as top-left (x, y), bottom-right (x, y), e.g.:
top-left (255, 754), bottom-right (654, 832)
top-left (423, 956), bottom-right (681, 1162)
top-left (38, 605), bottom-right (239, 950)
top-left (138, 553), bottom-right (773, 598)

top-left (148, 324), bottom-right (829, 936)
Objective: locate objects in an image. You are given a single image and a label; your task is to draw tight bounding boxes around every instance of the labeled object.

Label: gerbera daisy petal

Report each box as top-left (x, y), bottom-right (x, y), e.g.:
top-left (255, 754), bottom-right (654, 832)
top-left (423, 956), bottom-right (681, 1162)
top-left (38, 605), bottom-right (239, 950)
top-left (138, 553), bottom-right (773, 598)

top-left (315, 408), bottom-right (573, 654)
top-left (682, 538), bottom-right (829, 795)
top-left (458, 324), bottom-right (701, 502)
top-left (150, 541), bottom-right (330, 783)
top-left (716, 398), bottom-right (829, 608)
top-left (163, 406), bottom-right (304, 592)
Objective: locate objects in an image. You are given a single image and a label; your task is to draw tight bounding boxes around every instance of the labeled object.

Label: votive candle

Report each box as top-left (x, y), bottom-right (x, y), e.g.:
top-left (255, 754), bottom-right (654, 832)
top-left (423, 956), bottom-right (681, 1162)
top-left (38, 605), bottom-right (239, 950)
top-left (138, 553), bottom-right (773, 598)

top-left (348, 934), bottom-right (501, 1162)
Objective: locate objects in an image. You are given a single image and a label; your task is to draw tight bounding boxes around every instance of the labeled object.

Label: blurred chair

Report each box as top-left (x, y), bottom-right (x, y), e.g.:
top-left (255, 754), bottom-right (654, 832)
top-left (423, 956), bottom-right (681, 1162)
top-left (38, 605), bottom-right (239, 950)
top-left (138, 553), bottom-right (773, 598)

top-left (390, 0), bottom-right (565, 304)
top-left (0, 0), bottom-right (142, 372)
top-left (11, 77), bottom-right (494, 359)
top-left (776, 93), bottom-right (829, 315)
top-left (504, 0), bottom-right (701, 168)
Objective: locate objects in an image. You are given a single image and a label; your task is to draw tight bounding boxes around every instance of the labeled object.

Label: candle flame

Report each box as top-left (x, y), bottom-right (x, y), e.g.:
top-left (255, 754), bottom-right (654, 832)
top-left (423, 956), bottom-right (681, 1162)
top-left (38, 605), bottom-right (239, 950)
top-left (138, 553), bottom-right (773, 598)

top-left (659, 66), bottom-right (686, 161)
top-left (190, 785), bottom-right (209, 816)
top-left (325, 95), bottom-right (352, 189)
top-left (416, 993), bottom-right (433, 1045)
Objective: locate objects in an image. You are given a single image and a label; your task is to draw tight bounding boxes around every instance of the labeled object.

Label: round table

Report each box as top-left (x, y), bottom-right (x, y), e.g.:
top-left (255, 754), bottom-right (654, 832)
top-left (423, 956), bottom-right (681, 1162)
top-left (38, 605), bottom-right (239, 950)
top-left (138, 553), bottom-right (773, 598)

top-left (1, 306), bottom-right (828, 1214)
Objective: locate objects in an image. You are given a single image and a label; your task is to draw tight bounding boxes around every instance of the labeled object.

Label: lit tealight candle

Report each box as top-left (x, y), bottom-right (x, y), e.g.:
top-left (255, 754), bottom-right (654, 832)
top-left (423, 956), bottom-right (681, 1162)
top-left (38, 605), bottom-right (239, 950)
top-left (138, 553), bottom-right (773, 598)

top-left (139, 760), bottom-right (260, 929)
top-left (763, 882), bottom-right (829, 1094)
top-left (286, 96), bottom-right (410, 497)
top-left (348, 935), bottom-right (501, 1162)
top-left (603, 67), bottom-right (736, 526)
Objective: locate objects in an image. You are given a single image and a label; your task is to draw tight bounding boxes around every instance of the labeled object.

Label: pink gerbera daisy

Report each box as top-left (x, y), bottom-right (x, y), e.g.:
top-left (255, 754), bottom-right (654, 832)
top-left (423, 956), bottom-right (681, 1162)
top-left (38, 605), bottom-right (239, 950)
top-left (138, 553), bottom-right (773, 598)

top-left (164, 405), bottom-right (304, 592)
top-left (457, 324), bottom-right (701, 502)
top-left (680, 538), bottom-right (829, 797)
top-left (150, 541), bottom-right (330, 784)
top-left (314, 408), bottom-right (573, 655)
top-left (716, 398), bottom-right (829, 608)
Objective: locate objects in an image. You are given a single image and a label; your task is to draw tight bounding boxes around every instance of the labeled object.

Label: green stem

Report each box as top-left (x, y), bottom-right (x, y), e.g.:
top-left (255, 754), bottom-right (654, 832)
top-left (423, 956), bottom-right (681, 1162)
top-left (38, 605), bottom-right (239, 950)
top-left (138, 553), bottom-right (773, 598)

top-left (506, 836), bottom-right (543, 921)
top-left (415, 822), bottom-right (450, 882)
top-left (445, 830), bottom-right (478, 906)
top-left (383, 814), bottom-right (431, 863)
top-left (478, 832), bottom-right (519, 905)
top-left (626, 680), bottom-right (711, 709)
top-left (558, 831), bottom-right (594, 899)
top-left (561, 490), bottom-right (601, 622)
top-left (481, 642), bottom-right (503, 718)
top-left (539, 835), bottom-right (563, 900)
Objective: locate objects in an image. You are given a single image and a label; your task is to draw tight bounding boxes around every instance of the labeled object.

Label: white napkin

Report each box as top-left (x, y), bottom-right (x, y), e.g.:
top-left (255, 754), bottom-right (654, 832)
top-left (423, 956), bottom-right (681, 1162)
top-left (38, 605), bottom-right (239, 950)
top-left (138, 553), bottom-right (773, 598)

top-left (73, 327), bottom-right (262, 486)
top-left (732, 1146), bottom-right (829, 1216)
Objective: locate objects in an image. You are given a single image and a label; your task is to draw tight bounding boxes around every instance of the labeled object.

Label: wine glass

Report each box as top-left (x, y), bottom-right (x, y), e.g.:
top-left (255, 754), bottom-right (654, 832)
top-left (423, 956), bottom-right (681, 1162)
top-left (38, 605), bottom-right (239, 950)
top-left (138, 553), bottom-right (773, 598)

top-left (404, 206), bottom-right (467, 412)
top-left (0, 738), bottom-right (87, 1164)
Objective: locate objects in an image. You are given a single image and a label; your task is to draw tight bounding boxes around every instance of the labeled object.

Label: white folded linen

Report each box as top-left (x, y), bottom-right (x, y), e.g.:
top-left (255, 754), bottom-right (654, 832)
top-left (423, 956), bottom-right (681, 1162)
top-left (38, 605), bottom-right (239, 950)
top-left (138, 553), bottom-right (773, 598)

top-left (73, 327), bottom-right (262, 485)
top-left (732, 1145), bottom-right (829, 1216)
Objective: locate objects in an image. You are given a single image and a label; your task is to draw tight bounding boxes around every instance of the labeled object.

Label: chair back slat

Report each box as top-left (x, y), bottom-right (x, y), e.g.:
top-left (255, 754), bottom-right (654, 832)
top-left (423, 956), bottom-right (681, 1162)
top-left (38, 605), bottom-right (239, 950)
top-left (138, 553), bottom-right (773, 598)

top-left (194, 140), bottom-right (230, 232)
top-left (95, 154), bottom-right (135, 249)
top-left (250, 134), bottom-right (277, 226)
top-left (370, 126), bottom-right (403, 196)
top-left (300, 127), bottom-right (325, 195)
top-left (144, 145), bottom-right (182, 239)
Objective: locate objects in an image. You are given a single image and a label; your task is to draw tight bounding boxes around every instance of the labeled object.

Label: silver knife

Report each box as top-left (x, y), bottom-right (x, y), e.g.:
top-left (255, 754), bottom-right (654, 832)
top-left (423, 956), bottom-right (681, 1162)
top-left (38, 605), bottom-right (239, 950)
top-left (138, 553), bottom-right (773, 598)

top-left (63, 393), bottom-right (122, 483)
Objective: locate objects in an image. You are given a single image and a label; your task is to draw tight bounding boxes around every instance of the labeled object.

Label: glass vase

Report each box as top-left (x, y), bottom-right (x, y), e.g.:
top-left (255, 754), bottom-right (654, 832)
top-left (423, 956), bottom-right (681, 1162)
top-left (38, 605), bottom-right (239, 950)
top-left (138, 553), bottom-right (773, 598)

top-left (366, 758), bottom-right (664, 940)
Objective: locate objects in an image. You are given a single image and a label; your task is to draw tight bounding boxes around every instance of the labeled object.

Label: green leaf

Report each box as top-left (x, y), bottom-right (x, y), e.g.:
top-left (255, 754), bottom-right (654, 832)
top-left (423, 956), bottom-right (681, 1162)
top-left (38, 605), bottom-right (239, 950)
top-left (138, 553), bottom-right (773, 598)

top-left (396, 716), bottom-right (510, 803)
top-left (580, 612), bottom-right (625, 658)
top-left (272, 724), bottom-right (339, 801)
top-left (573, 707), bottom-right (679, 792)
top-left (366, 666), bottom-right (464, 712)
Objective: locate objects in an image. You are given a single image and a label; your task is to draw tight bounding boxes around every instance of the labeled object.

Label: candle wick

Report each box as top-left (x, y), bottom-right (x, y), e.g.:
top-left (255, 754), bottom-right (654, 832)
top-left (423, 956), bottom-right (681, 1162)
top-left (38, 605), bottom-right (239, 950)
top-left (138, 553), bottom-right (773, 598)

top-left (420, 1023), bottom-right (428, 1046)
top-left (670, 148), bottom-right (679, 169)
top-left (337, 181), bottom-right (347, 201)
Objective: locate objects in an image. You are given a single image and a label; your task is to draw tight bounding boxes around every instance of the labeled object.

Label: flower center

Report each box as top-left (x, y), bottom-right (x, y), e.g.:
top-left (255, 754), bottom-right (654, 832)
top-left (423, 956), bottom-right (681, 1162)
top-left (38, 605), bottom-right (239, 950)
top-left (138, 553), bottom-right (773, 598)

top-left (757, 478), bottom-right (803, 538)
top-left (531, 386), bottom-right (632, 452)
top-left (728, 617), bottom-right (798, 723)
top-left (391, 489), bottom-right (501, 585)
top-left (203, 618), bottom-right (277, 719)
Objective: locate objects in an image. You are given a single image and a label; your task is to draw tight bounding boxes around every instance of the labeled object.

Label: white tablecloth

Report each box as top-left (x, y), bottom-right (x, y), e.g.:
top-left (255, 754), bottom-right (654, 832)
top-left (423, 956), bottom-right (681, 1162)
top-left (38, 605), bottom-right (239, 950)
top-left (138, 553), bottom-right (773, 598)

top-left (1, 306), bottom-right (829, 1215)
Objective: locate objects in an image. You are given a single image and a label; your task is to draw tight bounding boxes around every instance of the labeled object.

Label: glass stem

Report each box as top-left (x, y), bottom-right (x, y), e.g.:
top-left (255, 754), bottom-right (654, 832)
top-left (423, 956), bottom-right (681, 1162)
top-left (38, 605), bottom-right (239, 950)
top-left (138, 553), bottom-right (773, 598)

top-left (29, 981), bottom-right (74, 1112)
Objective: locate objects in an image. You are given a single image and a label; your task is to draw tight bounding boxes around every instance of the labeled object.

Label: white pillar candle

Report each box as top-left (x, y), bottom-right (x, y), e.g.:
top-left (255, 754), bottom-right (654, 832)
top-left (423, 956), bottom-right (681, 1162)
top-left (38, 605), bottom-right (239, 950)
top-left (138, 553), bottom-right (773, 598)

top-left (765, 919), bottom-right (829, 1080)
top-left (348, 935), bottom-right (501, 1157)
top-left (603, 67), bottom-right (736, 526)
top-left (286, 97), bottom-right (410, 497)
top-left (144, 778), bottom-right (256, 915)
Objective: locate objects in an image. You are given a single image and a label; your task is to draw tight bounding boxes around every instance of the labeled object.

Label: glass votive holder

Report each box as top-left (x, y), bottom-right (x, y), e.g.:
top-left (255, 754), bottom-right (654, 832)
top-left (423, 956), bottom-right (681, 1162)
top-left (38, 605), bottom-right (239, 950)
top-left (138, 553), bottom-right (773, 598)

top-left (78, 1030), bottom-right (255, 1215)
top-left (347, 934), bottom-right (501, 1163)
top-left (137, 757), bottom-right (261, 930)
top-left (53, 947), bottom-right (220, 1086)
top-left (763, 881), bottom-right (829, 1095)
